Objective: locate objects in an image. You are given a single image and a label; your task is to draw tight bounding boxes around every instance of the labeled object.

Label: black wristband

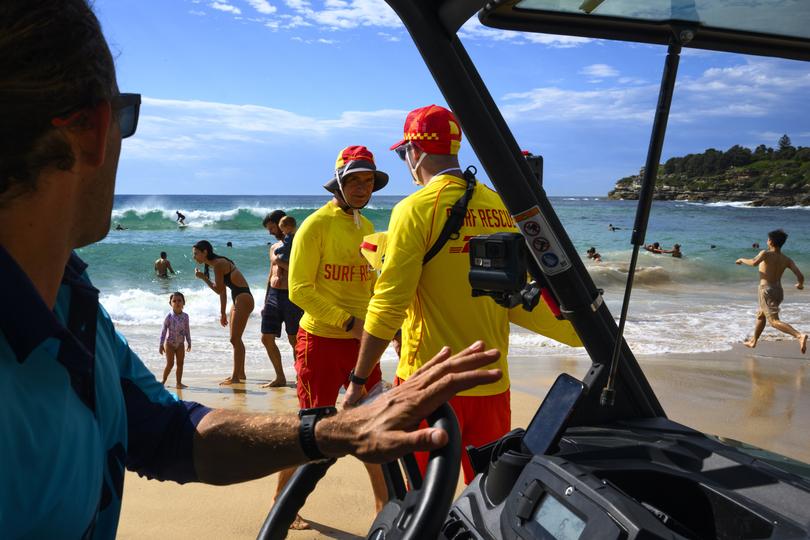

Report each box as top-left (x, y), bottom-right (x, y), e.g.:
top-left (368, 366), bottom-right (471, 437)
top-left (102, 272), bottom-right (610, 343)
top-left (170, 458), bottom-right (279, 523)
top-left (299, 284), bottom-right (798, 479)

top-left (348, 369), bottom-right (367, 386)
top-left (344, 316), bottom-right (356, 332)
top-left (298, 406), bottom-right (337, 461)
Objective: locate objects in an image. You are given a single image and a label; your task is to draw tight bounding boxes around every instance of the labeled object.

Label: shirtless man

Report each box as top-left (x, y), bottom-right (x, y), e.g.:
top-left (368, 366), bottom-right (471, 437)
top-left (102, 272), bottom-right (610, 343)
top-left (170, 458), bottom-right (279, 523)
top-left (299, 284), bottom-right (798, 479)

top-left (154, 251), bottom-right (175, 278)
top-left (260, 210), bottom-right (303, 388)
top-left (736, 229), bottom-right (806, 354)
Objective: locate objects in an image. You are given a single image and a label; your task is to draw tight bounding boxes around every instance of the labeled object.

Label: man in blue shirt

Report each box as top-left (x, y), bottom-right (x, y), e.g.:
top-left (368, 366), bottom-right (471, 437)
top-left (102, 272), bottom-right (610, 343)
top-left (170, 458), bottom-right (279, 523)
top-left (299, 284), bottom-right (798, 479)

top-left (0, 1), bottom-right (503, 537)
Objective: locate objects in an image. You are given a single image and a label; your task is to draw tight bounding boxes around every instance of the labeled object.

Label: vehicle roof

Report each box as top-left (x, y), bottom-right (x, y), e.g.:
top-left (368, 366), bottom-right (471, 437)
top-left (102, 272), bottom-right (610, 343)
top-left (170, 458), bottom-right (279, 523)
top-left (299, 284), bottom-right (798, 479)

top-left (479, 0), bottom-right (810, 62)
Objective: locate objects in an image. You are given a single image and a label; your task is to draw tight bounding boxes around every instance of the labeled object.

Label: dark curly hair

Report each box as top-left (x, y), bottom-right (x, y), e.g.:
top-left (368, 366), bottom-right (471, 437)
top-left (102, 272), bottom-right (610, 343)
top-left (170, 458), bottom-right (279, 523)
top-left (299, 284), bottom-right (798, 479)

top-left (0, 0), bottom-right (116, 205)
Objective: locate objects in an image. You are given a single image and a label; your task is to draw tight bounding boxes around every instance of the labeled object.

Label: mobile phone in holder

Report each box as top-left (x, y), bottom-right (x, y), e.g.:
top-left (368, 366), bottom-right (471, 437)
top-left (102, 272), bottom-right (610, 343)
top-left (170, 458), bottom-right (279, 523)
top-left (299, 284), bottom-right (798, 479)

top-left (521, 373), bottom-right (586, 456)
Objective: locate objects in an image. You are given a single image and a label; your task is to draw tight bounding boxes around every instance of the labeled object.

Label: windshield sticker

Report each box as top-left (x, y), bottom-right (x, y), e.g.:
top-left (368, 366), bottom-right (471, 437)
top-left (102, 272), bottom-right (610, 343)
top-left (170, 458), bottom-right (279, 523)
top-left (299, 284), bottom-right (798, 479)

top-left (513, 206), bottom-right (571, 276)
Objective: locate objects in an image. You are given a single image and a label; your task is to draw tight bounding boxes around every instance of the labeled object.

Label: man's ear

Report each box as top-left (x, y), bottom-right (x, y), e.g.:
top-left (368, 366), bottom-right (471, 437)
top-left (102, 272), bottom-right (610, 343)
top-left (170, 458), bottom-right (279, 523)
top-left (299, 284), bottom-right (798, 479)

top-left (76, 100), bottom-right (113, 168)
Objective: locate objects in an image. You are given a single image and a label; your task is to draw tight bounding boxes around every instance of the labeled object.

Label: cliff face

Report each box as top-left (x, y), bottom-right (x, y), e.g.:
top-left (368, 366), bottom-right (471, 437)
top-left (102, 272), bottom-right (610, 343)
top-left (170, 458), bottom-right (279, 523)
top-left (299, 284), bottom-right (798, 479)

top-left (608, 166), bottom-right (810, 207)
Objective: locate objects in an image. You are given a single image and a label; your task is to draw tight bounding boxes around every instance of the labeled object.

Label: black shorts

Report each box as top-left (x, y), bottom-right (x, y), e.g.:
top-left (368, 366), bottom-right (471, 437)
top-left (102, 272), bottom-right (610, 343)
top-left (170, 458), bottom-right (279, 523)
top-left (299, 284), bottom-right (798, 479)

top-left (261, 287), bottom-right (304, 336)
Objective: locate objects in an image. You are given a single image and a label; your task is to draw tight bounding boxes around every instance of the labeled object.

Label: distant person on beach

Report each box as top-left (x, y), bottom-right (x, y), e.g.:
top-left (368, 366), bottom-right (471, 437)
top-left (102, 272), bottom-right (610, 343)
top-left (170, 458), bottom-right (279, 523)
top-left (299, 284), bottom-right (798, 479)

top-left (114, 223), bottom-right (127, 230)
top-left (154, 251), bottom-right (175, 277)
top-left (285, 145), bottom-right (391, 523)
top-left (670, 243), bottom-right (682, 258)
top-left (644, 242), bottom-right (663, 254)
top-left (608, 223), bottom-right (621, 231)
top-left (753, 242), bottom-right (760, 250)
top-left (159, 292), bottom-right (191, 388)
top-left (193, 240), bottom-right (254, 384)
top-left (736, 229), bottom-right (807, 354)
top-left (176, 211), bottom-right (186, 225)
top-left (273, 215), bottom-right (297, 263)
top-left (226, 241), bottom-right (232, 247)
top-left (260, 210), bottom-right (303, 389)
top-left (586, 246), bottom-right (602, 262)
top-left (661, 243), bottom-right (682, 258)
top-left (343, 105), bottom-right (582, 485)
top-left (0, 3), bottom-right (503, 536)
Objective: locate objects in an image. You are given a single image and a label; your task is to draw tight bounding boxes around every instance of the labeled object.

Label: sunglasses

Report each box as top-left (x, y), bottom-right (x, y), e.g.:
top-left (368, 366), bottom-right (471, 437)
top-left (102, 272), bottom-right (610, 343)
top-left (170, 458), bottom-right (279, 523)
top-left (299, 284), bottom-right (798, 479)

top-left (51, 92), bottom-right (141, 139)
top-left (113, 93), bottom-right (141, 139)
top-left (393, 143), bottom-right (410, 161)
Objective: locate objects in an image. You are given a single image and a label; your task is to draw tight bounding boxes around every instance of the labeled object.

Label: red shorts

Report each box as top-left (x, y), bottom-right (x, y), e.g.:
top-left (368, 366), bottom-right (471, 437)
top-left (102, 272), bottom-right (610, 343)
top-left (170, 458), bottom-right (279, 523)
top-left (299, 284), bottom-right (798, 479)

top-left (395, 376), bottom-right (510, 484)
top-left (295, 328), bottom-right (383, 408)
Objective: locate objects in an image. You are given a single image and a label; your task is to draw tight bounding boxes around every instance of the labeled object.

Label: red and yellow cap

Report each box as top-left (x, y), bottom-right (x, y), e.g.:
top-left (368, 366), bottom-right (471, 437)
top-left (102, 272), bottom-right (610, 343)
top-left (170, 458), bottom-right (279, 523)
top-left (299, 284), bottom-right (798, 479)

top-left (390, 105), bottom-right (462, 156)
top-left (324, 145), bottom-right (389, 194)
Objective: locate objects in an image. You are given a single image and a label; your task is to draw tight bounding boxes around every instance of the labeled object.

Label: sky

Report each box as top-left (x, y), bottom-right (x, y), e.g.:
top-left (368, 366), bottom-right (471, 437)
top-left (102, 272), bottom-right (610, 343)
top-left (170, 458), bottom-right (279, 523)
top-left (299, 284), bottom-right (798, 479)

top-left (95, 0), bottom-right (810, 196)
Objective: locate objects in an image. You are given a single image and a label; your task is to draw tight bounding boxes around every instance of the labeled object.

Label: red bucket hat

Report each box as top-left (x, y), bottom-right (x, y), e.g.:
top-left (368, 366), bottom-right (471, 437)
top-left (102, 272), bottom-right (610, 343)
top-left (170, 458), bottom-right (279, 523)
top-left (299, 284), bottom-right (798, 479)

top-left (324, 145), bottom-right (389, 194)
top-left (390, 105), bottom-right (462, 156)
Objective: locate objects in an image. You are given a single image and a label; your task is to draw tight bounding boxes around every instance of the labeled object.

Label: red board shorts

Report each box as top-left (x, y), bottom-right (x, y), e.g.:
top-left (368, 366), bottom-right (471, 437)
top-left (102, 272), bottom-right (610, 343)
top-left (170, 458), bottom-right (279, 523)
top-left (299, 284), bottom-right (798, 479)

top-left (295, 328), bottom-right (383, 408)
top-left (395, 376), bottom-right (510, 484)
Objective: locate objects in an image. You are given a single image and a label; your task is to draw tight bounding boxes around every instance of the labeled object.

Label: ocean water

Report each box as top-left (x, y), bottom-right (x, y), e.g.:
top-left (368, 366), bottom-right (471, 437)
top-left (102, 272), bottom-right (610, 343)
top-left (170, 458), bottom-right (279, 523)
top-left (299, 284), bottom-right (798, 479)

top-left (79, 195), bottom-right (810, 377)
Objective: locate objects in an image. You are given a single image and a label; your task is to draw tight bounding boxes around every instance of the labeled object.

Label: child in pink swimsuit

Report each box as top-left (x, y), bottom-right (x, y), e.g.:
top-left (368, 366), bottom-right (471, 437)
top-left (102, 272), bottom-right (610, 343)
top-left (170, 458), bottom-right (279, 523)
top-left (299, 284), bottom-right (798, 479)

top-left (159, 292), bottom-right (192, 388)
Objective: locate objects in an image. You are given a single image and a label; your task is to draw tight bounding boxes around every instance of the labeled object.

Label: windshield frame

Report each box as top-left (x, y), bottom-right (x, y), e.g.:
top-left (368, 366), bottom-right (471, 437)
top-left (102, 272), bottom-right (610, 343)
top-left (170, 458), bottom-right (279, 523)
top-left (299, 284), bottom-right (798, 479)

top-left (480, 0), bottom-right (810, 62)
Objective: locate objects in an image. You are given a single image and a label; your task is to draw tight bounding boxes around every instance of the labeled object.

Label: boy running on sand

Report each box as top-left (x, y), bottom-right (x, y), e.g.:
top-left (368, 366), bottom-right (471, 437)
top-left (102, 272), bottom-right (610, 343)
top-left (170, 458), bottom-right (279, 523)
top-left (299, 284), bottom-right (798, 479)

top-left (160, 292), bottom-right (192, 387)
top-left (736, 229), bottom-right (806, 354)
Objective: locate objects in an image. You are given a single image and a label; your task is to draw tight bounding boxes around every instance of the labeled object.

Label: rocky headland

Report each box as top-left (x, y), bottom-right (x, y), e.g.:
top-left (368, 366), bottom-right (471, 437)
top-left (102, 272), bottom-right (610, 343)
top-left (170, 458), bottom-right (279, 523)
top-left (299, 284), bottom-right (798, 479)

top-left (608, 138), bottom-right (810, 207)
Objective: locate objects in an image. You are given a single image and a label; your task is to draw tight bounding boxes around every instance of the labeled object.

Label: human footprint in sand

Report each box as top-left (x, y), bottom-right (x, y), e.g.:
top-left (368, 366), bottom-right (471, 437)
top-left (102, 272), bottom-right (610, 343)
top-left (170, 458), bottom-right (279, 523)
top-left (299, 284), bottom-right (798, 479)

top-left (736, 229), bottom-right (807, 354)
top-left (160, 292), bottom-right (192, 388)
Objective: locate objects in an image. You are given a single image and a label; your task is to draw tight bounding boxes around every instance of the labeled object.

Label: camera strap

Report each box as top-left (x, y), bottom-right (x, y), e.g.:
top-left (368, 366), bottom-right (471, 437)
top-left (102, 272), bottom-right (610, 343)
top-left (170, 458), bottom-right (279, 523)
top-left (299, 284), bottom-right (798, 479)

top-left (423, 166), bottom-right (477, 265)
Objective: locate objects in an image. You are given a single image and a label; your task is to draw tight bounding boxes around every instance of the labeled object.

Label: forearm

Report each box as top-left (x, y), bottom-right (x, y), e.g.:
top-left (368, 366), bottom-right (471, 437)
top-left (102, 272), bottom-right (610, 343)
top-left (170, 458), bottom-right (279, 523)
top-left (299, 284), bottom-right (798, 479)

top-left (290, 284), bottom-right (350, 328)
top-left (354, 332), bottom-right (390, 378)
top-left (193, 408), bottom-right (355, 485)
top-left (202, 276), bottom-right (218, 293)
top-left (194, 409), bottom-right (307, 484)
top-left (219, 291), bottom-right (227, 315)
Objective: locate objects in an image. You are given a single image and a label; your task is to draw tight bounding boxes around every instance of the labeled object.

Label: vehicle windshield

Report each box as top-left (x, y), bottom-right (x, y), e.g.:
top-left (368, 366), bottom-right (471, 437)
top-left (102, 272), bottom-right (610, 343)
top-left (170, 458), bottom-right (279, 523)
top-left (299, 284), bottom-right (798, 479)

top-left (515, 0), bottom-right (810, 41)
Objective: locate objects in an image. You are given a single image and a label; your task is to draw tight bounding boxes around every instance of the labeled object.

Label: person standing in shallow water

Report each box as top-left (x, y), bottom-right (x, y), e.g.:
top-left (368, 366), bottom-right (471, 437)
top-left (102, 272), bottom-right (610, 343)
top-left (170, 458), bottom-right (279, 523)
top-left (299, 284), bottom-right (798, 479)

top-left (160, 292), bottom-right (191, 388)
top-left (154, 251), bottom-right (175, 277)
top-left (259, 210), bottom-right (303, 388)
top-left (193, 240), bottom-right (254, 384)
top-left (736, 229), bottom-right (807, 354)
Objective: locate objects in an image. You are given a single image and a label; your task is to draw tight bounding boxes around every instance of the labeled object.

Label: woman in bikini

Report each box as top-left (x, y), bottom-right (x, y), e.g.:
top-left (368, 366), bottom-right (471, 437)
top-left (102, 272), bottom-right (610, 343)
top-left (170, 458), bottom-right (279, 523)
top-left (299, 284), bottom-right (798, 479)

top-left (193, 240), bottom-right (254, 384)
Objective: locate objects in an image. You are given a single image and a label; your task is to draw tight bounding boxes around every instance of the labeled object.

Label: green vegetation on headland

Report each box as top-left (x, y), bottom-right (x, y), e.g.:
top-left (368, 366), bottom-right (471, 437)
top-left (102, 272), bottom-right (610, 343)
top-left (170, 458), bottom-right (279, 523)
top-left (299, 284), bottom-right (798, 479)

top-left (608, 135), bottom-right (810, 206)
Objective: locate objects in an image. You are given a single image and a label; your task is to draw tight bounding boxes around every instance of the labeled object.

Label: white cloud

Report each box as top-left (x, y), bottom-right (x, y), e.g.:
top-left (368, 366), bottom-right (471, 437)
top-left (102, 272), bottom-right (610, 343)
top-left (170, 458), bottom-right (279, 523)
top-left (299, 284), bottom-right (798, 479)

top-left (501, 58), bottom-right (810, 125)
top-left (580, 64), bottom-right (619, 78)
top-left (317, 38), bottom-right (337, 44)
top-left (246, 0), bottom-right (277, 14)
top-left (377, 32), bottom-right (400, 42)
top-left (189, 9), bottom-right (206, 16)
top-left (125, 97), bottom-right (406, 161)
top-left (210, 1), bottom-right (241, 15)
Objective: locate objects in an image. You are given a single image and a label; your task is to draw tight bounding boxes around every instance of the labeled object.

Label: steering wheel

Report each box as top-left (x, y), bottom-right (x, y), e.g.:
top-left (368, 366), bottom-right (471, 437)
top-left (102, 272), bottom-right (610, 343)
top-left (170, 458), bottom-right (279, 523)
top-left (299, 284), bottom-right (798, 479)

top-left (257, 402), bottom-right (461, 540)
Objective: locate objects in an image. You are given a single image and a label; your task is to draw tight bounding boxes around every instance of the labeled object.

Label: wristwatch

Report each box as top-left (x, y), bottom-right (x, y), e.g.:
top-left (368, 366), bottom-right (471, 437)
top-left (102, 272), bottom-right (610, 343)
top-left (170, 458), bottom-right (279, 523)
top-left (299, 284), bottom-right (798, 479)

top-left (348, 369), bottom-right (368, 386)
top-left (298, 406), bottom-right (337, 460)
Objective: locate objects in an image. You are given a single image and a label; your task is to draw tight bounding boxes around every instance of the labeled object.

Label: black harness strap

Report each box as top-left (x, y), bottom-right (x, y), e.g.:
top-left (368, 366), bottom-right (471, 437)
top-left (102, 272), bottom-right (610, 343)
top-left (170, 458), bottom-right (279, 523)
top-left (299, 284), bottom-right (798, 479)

top-left (423, 166), bottom-right (477, 265)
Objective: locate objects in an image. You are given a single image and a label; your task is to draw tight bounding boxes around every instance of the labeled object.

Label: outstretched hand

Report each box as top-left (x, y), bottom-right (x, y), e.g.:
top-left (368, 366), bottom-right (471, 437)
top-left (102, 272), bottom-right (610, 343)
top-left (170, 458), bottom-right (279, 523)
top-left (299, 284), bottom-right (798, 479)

top-left (317, 341), bottom-right (501, 464)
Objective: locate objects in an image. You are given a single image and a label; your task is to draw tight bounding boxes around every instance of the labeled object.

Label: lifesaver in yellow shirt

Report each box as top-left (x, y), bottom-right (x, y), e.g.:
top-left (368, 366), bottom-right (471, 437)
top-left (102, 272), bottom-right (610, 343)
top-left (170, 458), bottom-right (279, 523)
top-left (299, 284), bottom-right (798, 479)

top-left (360, 231), bottom-right (388, 271)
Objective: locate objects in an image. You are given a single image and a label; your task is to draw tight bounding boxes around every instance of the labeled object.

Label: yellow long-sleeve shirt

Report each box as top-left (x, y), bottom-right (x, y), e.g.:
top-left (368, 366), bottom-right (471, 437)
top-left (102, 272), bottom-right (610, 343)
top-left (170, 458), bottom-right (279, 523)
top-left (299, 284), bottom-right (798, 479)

top-left (289, 201), bottom-right (376, 339)
top-left (364, 174), bottom-right (580, 396)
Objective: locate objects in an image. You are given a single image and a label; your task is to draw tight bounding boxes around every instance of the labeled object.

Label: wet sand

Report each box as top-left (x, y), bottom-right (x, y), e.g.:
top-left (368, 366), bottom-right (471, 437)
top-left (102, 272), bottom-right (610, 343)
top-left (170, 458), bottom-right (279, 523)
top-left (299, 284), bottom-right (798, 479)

top-left (118, 339), bottom-right (809, 539)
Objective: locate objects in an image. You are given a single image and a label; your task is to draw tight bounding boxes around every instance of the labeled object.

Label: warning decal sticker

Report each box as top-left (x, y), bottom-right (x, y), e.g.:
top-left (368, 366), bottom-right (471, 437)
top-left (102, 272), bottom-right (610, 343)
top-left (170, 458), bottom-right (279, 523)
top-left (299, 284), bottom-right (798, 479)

top-left (513, 206), bottom-right (571, 276)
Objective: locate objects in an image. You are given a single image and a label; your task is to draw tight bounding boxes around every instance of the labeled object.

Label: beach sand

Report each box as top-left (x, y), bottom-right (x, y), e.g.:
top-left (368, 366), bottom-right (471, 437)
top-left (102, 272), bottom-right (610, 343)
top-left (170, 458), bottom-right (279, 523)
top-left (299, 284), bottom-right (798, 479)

top-left (118, 339), bottom-right (809, 539)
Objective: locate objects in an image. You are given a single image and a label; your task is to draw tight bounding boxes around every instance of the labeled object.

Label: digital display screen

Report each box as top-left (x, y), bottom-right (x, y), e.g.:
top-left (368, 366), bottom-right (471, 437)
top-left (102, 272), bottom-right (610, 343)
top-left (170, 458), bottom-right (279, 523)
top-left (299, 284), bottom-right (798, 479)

top-left (531, 493), bottom-right (586, 540)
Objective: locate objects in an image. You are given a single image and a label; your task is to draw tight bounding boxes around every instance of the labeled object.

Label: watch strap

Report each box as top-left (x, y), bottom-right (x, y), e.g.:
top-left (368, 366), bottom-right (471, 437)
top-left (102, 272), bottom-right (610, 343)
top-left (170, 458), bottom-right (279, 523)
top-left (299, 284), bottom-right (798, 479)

top-left (298, 406), bottom-right (336, 460)
top-left (348, 369), bottom-right (368, 386)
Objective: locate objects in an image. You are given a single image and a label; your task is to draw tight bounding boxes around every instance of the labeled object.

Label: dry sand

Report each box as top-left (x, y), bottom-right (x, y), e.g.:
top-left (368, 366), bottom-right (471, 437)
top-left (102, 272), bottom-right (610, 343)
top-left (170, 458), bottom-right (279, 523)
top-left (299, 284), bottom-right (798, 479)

top-left (118, 339), bottom-right (809, 539)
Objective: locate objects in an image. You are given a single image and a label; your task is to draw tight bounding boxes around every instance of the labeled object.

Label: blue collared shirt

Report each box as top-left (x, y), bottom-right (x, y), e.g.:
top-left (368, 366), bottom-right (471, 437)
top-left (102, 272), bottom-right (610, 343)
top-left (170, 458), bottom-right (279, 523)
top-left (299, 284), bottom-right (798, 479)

top-left (0, 247), bottom-right (211, 538)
